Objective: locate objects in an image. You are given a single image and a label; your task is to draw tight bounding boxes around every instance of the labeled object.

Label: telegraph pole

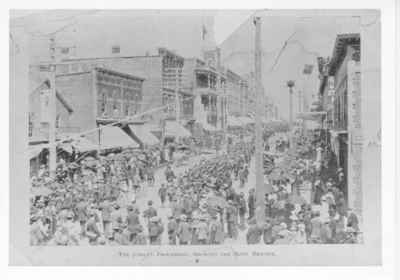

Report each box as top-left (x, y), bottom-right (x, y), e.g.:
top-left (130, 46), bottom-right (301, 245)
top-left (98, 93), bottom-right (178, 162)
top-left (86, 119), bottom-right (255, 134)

top-left (175, 67), bottom-right (181, 122)
top-left (254, 17), bottom-right (268, 222)
top-left (48, 36), bottom-right (57, 176)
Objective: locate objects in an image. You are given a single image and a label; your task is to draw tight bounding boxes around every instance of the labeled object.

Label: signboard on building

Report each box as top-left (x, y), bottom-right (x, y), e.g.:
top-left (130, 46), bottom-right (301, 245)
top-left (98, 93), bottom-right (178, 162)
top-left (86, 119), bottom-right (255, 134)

top-left (347, 60), bottom-right (362, 216)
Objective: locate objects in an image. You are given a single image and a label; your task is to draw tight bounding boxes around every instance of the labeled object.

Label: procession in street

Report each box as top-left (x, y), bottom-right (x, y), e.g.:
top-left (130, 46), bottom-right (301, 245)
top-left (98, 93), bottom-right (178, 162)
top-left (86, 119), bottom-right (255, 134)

top-left (29, 122), bottom-right (360, 246)
top-left (19, 11), bottom-right (365, 247)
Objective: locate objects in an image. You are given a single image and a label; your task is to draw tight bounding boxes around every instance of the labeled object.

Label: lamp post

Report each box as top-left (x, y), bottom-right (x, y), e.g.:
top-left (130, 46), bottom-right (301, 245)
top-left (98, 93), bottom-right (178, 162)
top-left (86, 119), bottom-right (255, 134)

top-left (286, 80), bottom-right (295, 152)
top-left (286, 80), bottom-right (295, 128)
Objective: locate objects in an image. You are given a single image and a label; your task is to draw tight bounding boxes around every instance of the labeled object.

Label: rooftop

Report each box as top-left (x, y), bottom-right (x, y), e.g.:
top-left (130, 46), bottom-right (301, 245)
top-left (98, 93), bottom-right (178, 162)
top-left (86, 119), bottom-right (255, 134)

top-left (328, 33), bottom-right (360, 76)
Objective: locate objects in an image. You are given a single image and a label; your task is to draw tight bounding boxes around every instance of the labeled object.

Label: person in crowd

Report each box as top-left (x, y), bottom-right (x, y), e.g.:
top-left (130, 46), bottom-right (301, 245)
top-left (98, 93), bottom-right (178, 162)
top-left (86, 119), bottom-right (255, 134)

top-left (248, 188), bottom-right (256, 220)
top-left (209, 214), bottom-right (224, 245)
top-left (148, 216), bottom-right (164, 245)
top-left (167, 214), bottom-right (178, 245)
top-left (246, 219), bottom-right (262, 244)
top-left (237, 192), bottom-right (247, 229)
top-left (347, 208), bottom-right (359, 233)
top-left (143, 200), bottom-right (157, 225)
top-left (177, 215), bottom-right (191, 245)
top-left (310, 211), bottom-right (323, 244)
top-left (86, 211), bottom-right (102, 245)
top-left (126, 205), bottom-right (141, 243)
top-left (225, 200), bottom-right (238, 239)
top-left (158, 183), bottom-right (167, 208)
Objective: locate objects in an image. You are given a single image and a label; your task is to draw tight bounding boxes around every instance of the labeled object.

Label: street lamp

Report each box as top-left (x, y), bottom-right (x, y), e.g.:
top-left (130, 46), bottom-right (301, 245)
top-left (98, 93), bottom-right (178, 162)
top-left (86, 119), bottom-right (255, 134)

top-left (286, 80), bottom-right (295, 128)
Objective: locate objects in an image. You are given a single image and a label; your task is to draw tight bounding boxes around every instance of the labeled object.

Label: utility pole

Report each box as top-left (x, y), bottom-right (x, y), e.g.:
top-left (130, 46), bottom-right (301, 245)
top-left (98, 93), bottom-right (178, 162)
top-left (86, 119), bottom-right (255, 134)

top-left (175, 67), bottom-right (181, 122)
top-left (254, 16), bottom-right (269, 223)
top-left (48, 36), bottom-right (57, 176)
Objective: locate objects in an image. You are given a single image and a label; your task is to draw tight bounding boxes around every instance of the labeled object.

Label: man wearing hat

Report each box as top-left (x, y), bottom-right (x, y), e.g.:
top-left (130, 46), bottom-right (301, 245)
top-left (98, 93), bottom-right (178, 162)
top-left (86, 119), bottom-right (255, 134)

top-left (148, 216), bottom-right (164, 245)
top-left (143, 200), bottom-right (157, 225)
top-left (310, 211), bottom-right (323, 244)
top-left (248, 188), bottom-right (256, 220)
top-left (262, 217), bottom-right (274, 245)
top-left (225, 200), bottom-right (238, 239)
top-left (126, 205), bottom-right (141, 242)
top-left (110, 202), bottom-right (124, 233)
top-left (111, 223), bottom-right (129, 246)
top-left (196, 216), bottom-right (209, 245)
top-left (209, 214), bottom-right (224, 244)
top-left (86, 211), bottom-right (101, 245)
top-left (237, 192), bottom-right (247, 230)
top-left (158, 183), bottom-right (167, 208)
top-left (167, 214), bottom-right (178, 245)
top-left (177, 214), bottom-right (191, 245)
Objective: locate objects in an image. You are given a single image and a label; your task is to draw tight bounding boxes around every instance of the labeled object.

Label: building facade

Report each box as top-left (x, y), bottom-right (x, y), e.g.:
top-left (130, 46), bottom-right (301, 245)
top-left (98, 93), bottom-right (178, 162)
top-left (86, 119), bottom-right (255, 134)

top-left (37, 48), bottom-right (192, 125)
top-left (182, 57), bottom-right (227, 130)
top-left (318, 33), bottom-right (361, 207)
top-left (29, 67), bottom-right (145, 145)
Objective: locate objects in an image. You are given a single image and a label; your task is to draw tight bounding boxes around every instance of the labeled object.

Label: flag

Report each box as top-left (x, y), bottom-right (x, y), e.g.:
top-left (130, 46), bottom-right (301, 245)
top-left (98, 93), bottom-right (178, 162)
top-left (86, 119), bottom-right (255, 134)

top-left (303, 64), bottom-right (314, 74)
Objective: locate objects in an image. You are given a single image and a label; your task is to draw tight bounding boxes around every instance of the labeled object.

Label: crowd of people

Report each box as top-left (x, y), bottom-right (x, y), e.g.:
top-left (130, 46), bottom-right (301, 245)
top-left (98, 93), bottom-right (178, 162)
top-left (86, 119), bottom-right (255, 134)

top-left (30, 138), bottom-right (255, 246)
top-left (246, 129), bottom-right (360, 244)
top-left (30, 147), bottom-right (161, 246)
top-left (30, 127), bottom-right (360, 246)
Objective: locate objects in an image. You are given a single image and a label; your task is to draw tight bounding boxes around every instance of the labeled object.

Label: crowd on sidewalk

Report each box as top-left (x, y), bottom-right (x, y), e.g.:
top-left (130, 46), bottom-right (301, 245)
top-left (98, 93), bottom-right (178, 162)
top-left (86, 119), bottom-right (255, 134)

top-left (245, 130), bottom-right (360, 244)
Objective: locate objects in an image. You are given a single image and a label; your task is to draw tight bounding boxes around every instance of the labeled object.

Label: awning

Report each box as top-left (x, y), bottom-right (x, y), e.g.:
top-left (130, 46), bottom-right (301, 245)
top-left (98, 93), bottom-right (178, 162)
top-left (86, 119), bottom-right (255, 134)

top-left (128, 124), bottom-right (160, 146)
top-left (165, 121), bottom-right (191, 138)
top-left (59, 136), bottom-right (98, 153)
top-left (29, 144), bottom-right (47, 159)
top-left (99, 126), bottom-right (139, 149)
top-left (227, 116), bottom-right (242, 127)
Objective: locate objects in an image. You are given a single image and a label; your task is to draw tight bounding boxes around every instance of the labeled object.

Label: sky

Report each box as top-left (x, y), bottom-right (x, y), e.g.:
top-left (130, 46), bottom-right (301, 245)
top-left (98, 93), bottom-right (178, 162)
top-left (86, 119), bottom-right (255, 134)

top-left (216, 11), bottom-right (363, 120)
top-left (213, 10), bottom-right (255, 44)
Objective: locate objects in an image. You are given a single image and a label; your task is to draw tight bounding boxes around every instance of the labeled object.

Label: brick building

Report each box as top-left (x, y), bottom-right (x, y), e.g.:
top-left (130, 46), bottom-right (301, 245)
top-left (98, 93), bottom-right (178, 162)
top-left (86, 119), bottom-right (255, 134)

top-left (46, 48), bottom-right (194, 128)
top-left (29, 67), bottom-right (145, 148)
